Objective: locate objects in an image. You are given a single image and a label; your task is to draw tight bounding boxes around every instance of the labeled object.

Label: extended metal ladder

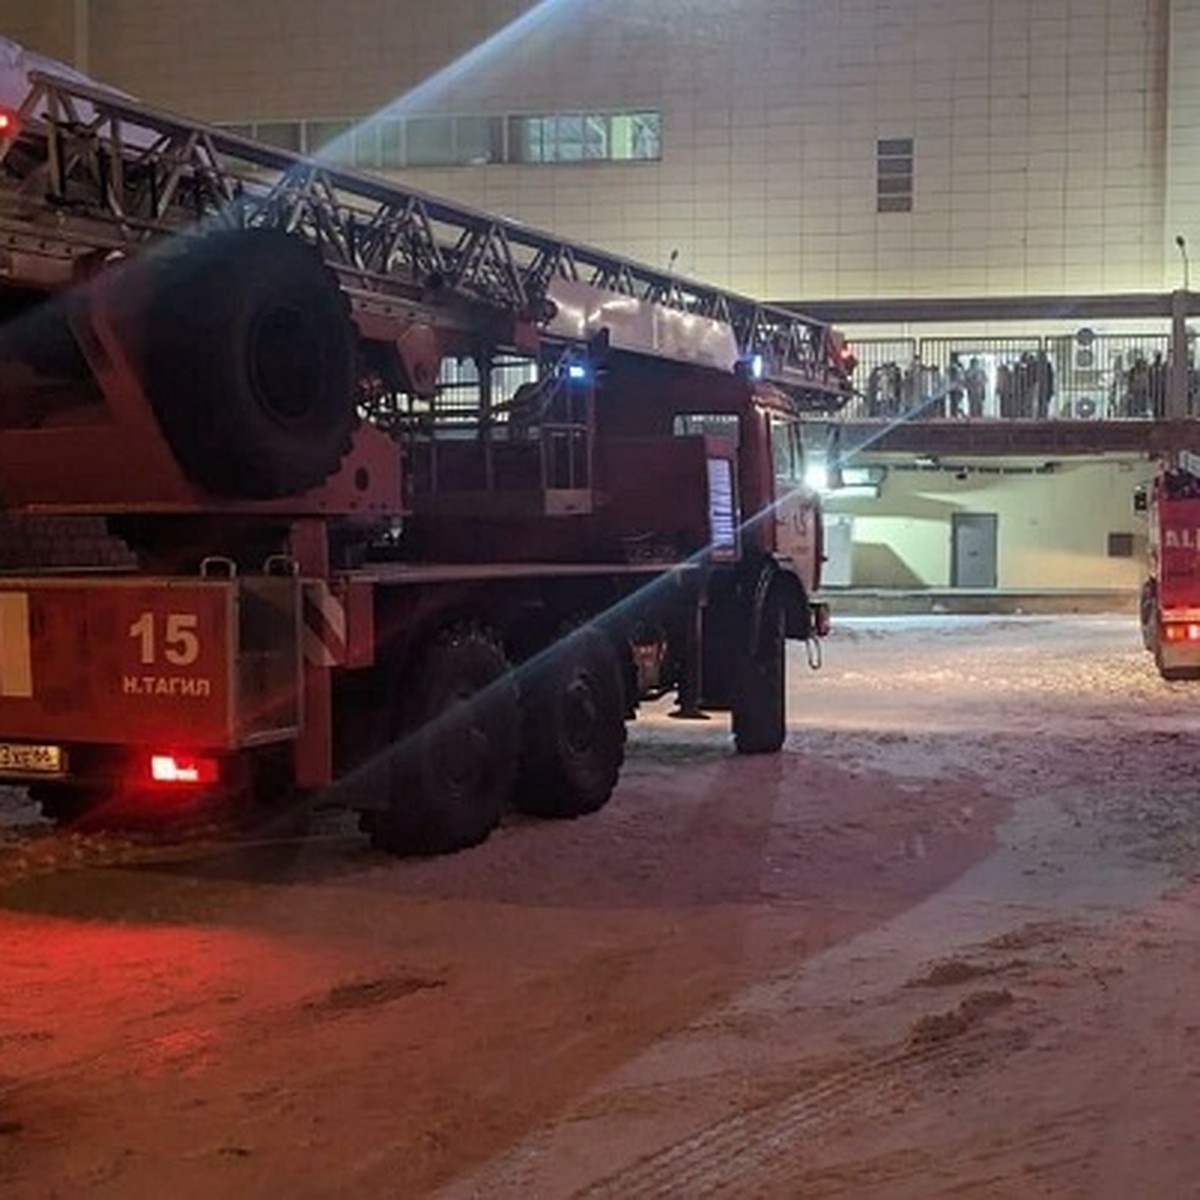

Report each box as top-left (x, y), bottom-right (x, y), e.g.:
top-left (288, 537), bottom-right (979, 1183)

top-left (0, 71), bottom-right (852, 412)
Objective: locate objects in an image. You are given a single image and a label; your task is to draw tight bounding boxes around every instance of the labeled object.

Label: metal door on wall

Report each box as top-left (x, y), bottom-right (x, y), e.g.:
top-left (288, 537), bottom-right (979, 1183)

top-left (951, 513), bottom-right (998, 588)
top-left (821, 514), bottom-right (854, 587)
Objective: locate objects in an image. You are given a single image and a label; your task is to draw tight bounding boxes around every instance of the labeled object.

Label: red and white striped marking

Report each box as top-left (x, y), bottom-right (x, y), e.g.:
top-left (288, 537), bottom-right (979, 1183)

top-left (303, 582), bottom-right (347, 668)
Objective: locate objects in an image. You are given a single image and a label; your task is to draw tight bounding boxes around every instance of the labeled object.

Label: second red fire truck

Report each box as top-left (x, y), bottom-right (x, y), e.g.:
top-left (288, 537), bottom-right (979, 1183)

top-left (1139, 453), bottom-right (1200, 681)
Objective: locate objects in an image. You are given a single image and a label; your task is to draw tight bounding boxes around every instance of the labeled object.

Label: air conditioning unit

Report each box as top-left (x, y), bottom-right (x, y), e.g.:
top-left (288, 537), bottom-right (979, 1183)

top-left (1073, 327), bottom-right (1098, 373)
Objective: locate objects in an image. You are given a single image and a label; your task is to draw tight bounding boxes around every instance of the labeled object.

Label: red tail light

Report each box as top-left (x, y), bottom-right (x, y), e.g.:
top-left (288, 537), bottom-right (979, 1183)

top-left (0, 110), bottom-right (17, 138)
top-left (149, 753), bottom-right (220, 785)
top-left (1163, 622), bottom-right (1200, 643)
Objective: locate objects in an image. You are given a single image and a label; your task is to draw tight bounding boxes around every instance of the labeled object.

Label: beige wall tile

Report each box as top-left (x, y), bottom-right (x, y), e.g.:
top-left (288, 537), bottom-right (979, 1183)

top-left (1, 0), bottom-right (1180, 298)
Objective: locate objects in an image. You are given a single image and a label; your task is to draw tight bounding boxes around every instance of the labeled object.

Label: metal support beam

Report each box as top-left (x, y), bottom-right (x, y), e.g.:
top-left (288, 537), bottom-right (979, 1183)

top-left (840, 417), bottom-right (1200, 459)
top-left (793, 293), bottom-right (1194, 325)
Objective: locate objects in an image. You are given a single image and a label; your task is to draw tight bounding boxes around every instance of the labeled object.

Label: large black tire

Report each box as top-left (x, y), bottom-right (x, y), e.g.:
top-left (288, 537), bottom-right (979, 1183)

top-left (1139, 581), bottom-right (1157, 651)
top-left (1159, 665), bottom-right (1200, 682)
top-left (369, 628), bottom-right (520, 856)
top-left (232, 750), bottom-right (311, 840)
top-left (513, 625), bottom-right (626, 818)
top-left (144, 229), bottom-right (356, 499)
top-left (732, 586), bottom-right (786, 755)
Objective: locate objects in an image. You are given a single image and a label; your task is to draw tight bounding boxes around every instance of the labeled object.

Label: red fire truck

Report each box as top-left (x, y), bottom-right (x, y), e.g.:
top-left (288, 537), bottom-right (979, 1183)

top-left (1139, 454), bottom-right (1200, 681)
top-left (0, 61), bottom-right (853, 853)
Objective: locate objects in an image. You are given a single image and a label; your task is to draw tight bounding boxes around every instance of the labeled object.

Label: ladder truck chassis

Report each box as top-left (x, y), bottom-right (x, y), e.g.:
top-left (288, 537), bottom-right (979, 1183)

top-left (0, 59), bottom-right (853, 854)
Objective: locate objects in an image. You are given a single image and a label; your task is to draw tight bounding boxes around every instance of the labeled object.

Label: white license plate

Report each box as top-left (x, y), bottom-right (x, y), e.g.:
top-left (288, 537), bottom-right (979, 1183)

top-left (0, 742), bottom-right (65, 776)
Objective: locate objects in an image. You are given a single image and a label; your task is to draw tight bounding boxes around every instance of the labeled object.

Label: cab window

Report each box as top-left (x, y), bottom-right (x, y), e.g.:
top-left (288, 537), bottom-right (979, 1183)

top-left (769, 415), bottom-right (803, 487)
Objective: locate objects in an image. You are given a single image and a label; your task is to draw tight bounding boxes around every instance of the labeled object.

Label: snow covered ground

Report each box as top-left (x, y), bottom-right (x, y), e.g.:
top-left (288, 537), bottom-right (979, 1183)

top-left (3, 614), bottom-right (1200, 1197)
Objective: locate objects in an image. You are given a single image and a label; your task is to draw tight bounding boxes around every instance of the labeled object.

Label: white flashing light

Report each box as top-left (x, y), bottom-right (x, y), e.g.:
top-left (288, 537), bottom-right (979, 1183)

top-left (749, 353), bottom-right (765, 380)
top-left (567, 362), bottom-right (588, 381)
top-left (805, 463), bottom-right (830, 493)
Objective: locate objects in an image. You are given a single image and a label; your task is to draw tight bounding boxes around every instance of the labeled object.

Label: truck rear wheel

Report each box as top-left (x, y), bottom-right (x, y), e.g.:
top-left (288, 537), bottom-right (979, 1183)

top-left (1139, 581), bottom-right (1157, 651)
top-left (732, 587), bottom-right (786, 755)
top-left (144, 229), bottom-right (356, 499)
top-left (369, 627), bottom-right (520, 856)
top-left (513, 625), bottom-right (626, 818)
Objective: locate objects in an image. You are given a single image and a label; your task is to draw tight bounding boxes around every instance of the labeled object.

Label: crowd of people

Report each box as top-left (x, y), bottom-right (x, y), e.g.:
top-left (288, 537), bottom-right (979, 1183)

top-left (861, 347), bottom-right (1172, 420)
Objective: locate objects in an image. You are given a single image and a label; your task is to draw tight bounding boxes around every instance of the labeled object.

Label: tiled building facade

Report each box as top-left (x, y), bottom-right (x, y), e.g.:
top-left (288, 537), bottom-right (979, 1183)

top-left (4, 0), bottom-right (1186, 302)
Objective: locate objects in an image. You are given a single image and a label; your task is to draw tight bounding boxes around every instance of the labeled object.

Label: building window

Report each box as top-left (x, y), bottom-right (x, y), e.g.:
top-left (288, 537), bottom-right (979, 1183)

top-left (407, 116), bottom-right (457, 166)
top-left (877, 137), bottom-right (914, 213)
top-left (306, 119), bottom-right (354, 159)
top-left (221, 109), bottom-right (658, 170)
top-left (508, 110), bottom-right (661, 163)
top-left (614, 112), bottom-right (662, 160)
top-left (254, 121), bottom-right (303, 154)
top-left (456, 116), bottom-right (505, 165)
top-left (1107, 532), bottom-right (1135, 558)
top-left (378, 119), bottom-right (407, 169)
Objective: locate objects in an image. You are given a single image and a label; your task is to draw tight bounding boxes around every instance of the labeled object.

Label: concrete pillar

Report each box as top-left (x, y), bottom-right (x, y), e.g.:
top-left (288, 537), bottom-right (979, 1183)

top-left (1170, 289), bottom-right (1191, 419)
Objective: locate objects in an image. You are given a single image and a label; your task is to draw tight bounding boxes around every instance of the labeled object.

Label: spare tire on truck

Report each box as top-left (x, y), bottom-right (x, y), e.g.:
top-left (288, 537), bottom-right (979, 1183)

top-left (143, 228), bottom-right (356, 499)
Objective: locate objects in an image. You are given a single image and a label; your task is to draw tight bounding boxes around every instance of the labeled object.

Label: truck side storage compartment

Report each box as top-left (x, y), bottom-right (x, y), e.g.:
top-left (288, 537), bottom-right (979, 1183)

top-left (0, 575), bottom-right (301, 796)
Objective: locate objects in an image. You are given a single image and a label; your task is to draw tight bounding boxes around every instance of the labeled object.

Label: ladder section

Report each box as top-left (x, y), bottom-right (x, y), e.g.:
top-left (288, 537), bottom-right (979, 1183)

top-left (0, 71), bottom-right (852, 411)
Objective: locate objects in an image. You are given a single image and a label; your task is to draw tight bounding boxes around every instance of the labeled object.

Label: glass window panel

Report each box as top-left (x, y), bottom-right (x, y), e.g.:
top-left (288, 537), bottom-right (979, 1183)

top-left (610, 114), bottom-right (634, 159)
top-left (770, 416), bottom-right (802, 485)
top-left (505, 115), bottom-right (524, 161)
top-left (352, 124), bottom-right (380, 169)
top-left (556, 114), bottom-right (584, 142)
top-left (630, 112), bottom-right (662, 160)
top-left (878, 137), bottom-right (914, 156)
top-left (407, 115), bottom-right (456, 166)
top-left (532, 116), bottom-right (552, 161)
top-left (583, 114), bottom-right (609, 159)
top-left (547, 115), bottom-right (583, 161)
top-left (306, 120), bottom-right (355, 162)
top-left (455, 115), bottom-right (501, 164)
top-left (379, 119), bottom-right (405, 168)
top-left (511, 115), bottom-right (550, 162)
top-left (505, 109), bottom-right (661, 165)
top-left (878, 194), bottom-right (913, 213)
top-left (256, 122), bottom-right (303, 153)
top-left (877, 176), bottom-right (913, 195)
